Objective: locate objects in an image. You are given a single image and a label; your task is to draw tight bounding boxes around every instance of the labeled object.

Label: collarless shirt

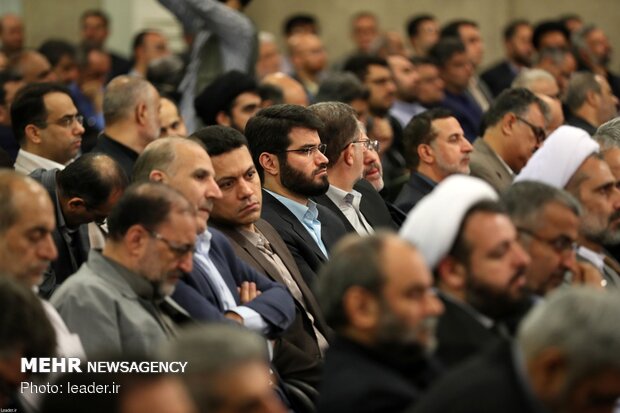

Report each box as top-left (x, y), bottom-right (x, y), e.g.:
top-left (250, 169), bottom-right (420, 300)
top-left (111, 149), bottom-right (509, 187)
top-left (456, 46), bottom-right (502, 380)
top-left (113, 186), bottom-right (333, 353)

top-left (265, 189), bottom-right (329, 257)
top-left (325, 185), bottom-right (374, 235)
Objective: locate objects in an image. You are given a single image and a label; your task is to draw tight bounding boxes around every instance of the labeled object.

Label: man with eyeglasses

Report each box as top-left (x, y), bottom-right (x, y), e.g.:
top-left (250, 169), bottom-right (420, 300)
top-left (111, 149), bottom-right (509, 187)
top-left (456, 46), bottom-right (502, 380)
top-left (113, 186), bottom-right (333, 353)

top-left (246, 104), bottom-right (347, 286)
top-left (52, 182), bottom-right (198, 358)
top-left (11, 82), bottom-right (85, 174)
top-left (469, 87), bottom-right (548, 193)
top-left (503, 181), bottom-right (604, 299)
top-left (309, 102), bottom-right (397, 234)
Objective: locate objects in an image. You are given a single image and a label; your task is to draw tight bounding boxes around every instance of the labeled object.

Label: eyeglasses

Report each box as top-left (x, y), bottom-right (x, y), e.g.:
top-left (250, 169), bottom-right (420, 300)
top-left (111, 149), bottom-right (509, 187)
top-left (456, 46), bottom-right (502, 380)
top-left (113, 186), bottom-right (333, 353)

top-left (347, 139), bottom-right (380, 152)
top-left (38, 114), bottom-right (84, 129)
top-left (280, 143), bottom-right (327, 157)
top-left (515, 116), bottom-right (546, 144)
top-left (517, 227), bottom-right (578, 255)
top-left (148, 230), bottom-right (195, 258)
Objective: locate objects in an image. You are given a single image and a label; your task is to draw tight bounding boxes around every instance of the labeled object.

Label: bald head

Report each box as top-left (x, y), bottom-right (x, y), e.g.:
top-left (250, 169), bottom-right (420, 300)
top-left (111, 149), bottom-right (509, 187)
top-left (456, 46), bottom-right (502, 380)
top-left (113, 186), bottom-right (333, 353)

top-left (9, 50), bottom-right (56, 83)
top-left (104, 75), bottom-right (155, 124)
top-left (0, 171), bottom-right (57, 286)
top-left (133, 137), bottom-right (206, 181)
top-left (262, 72), bottom-right (309, 106)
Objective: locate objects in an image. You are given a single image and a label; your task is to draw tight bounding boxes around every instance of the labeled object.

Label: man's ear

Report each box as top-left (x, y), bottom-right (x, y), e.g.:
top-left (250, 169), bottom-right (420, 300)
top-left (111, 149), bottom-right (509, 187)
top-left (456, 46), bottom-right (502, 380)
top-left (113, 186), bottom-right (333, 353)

top-left (149, 169), bottom-right (167, 183)
top-left (259, 152), bottom-right (279, 177)
top-left (124, 224), bottom-right (150, 257)
top-left (418, 143), bottom-right (435, 165)
top-left (501, 112), bottom-right (516, 136)
top-left (136, 101), bottom-right (148, 126)
top-left (343, 144), bottom-right (355, 166)
top-left (436, 256), bottom-right (467, 292)
top-left (24, 124), bottom-right (42, 145)
top-left (216, 111), bottom-right (232, 127)
top-left (342, 286), bottom-right (380, 330)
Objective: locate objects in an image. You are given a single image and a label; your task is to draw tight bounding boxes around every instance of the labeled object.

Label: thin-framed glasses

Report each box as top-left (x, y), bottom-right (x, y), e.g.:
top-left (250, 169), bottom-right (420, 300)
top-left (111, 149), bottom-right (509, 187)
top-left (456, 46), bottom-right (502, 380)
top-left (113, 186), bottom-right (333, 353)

top-left (515, 116), bottom-right (546, 144)
top-left (517, 227), bottom-right (578, 254)
top-left (345, 139), bottom-right (380, 152)
top-left (148, 230), bottom-right (194, 258)
top-left (36, 114), bottom-right (84, 129)
top-left (280, 143), bottom-right (327, 157)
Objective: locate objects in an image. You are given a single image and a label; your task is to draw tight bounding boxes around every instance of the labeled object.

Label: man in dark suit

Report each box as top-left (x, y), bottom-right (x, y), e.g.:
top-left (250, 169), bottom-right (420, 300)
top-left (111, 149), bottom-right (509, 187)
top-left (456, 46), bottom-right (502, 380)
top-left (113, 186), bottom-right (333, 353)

top-left (79, 10), bottom-right (130, 79)
top-left (401, 176), bottom-right (531, 368)
top-left (315, 233), bottom-right (444, 413)
top-left (29, 153), bottom-right (127, 298)
top-left (308, 102), bottom-right (396, 233)
top-left (245, 104), bottom-right (347, 285)
top-left (481, 20), bottom-right (534, 97)
top-left (396, 108), bottom-right (472, 213)
top-left (564, 72), bottom-right (618, 136)
top-left (192, 125), bottom-right (330, 393)
top-left (410, 288), bottom-right (620, 413)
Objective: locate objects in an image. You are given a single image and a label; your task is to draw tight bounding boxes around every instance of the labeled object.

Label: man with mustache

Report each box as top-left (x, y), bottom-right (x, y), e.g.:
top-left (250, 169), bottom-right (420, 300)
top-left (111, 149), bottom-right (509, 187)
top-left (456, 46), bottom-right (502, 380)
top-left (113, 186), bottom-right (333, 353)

top-left (315, 233), bottom-right (444, 413)
top-left (52, 182), bottom-right (197, 358)
top-left (469, 87), bottom-right (548, 193)
top-left (516, 125), bottom-right (620, 288)
top-left (401, 176), bottom-right (531, 368)
top-left (396, 108), bottom-right (472, 213)
top-left (309, 102), bottom-right (397, 234)
top-left (246, 104), bottom-right (347, 285)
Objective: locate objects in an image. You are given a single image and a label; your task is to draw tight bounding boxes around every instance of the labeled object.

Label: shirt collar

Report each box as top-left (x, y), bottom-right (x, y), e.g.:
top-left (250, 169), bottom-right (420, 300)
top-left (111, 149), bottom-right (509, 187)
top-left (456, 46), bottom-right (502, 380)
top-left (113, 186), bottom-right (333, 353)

top-left (265, 189), bottom-right (314, 223)
top-left (326, 184), bottom-right (363, 209)
top-left (577, 245), bottom-right (605, 272)
top-left (99, 251), bottom-right (159, 301)
top-left (195, 229), bottom-right (213, 256)
top-left (441, 290), bottom-right (495, 329)
top-left (16, 149), bottom-right (66, 172)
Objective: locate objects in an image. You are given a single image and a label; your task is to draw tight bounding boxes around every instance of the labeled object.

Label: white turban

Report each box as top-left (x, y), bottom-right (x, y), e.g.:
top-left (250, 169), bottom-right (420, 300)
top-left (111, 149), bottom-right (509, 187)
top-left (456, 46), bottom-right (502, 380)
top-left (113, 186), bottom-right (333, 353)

top-left (514, 125), bottom-right (599, 189)
top-left (399, 175), bottom-right (498, 269)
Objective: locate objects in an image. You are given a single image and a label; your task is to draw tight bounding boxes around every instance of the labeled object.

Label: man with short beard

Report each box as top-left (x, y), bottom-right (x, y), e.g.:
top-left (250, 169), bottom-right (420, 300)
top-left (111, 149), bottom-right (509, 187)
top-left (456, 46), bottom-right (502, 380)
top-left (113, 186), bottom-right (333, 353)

top-left (516, 125), bottom-right (620, 288)
top-left (246, 104), bottom-right (347, 285)
top-left (315, 233), bottom-right (444, 413)
top-left (401, 176), bottom-right (531, 368)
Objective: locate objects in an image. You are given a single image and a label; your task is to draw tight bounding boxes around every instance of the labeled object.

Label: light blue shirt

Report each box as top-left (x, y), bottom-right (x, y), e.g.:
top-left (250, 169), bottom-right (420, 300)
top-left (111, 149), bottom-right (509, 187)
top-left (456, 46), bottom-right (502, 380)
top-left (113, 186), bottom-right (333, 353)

top-left (265, 189), bottom-right (329, 258)
top-left (194, 230), bottom-right (268, 333)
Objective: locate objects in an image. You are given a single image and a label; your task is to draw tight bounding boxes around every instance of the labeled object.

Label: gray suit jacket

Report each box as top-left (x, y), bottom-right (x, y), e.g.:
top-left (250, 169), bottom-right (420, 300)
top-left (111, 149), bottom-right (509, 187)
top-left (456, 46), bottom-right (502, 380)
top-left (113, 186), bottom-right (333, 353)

top-left (51, 250), bottom-right (171, 358)
top-left (469, 139), bottom-right (513, 193)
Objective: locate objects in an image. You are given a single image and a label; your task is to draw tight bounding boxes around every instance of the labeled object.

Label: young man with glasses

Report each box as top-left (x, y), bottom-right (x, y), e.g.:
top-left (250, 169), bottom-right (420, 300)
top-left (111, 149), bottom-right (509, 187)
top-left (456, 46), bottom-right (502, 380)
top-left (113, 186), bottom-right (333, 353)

top-left (309, 101), bottom-right (398, 234)
top-left (11, 82), bottom-right (85, 174)
top-left (246, 104), bottom-right (347, 285)
top-left (469, 87), bottom-right (548, 193)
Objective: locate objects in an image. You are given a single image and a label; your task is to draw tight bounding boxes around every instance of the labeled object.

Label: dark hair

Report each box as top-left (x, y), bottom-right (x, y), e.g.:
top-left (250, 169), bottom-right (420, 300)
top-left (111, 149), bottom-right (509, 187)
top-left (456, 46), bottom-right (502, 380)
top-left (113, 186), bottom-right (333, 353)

top-left (283, 14), bottom-right (318, 37)
top-left (191, 125), bottom-right (248, 157)
top-left (0, 69), bottom-right (22, 106)
top-left (308, 102), bottom-right (359, 165)
top-left (403, 108), bottom-right (453, 169)
top-left (343, 55), bottom-right (389, 82)
top-left (406, 14), bottom-right (436, 38)
top-left (532, 20), bottom-right (570, 50)
top-left (257, 83), bottom-right (284, 106)
top-left (440, 19), bottom-right (478, 39)
top-left (80, 9), bottom-right (109, 28)
top-left (132, 29), bottom-right (158, 53)
top-left (106, 182), bottom-right (189, 241)
top-left (57, 153), bottom-right (128, 208)
top-left (315, 72), bottom-right (369, 104)
top-left (38, 39), bottom-right (77, 68)
top-left (504, 19), bottom-right (531, 41)
top-left (483, 87), bottom-right (544, 129)
top-left (429, 38), bottom-right (466, 67)
top-left (245, 104), bottom-right (324, 180)
top-left (449, 200), bottom-right (507, 266)
top-left (0, 277), bottom-right (56, 366)
top-left (11, 82), bottom-right (73, 145)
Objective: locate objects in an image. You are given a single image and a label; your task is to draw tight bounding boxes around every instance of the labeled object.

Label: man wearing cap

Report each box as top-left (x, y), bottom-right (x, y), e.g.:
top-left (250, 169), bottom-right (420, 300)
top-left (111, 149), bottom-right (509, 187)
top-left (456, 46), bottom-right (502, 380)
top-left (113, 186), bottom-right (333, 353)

top-left (469, 87), bottom-right (547, 193)
top-left (194, 70), bottom-right (261, 133)
top-left (516, 125), bottom-right (620, 288)
top-left (400, 175), bottom-right (531, 367)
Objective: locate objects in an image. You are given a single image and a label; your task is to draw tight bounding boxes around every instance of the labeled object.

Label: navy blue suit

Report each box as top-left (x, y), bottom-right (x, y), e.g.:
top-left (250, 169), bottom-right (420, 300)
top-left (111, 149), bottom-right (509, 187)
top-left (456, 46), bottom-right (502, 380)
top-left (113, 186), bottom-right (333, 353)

top-left (440, 91), bottom-right (483, 142)
top-left (172, 228), bottom-right (295, 338)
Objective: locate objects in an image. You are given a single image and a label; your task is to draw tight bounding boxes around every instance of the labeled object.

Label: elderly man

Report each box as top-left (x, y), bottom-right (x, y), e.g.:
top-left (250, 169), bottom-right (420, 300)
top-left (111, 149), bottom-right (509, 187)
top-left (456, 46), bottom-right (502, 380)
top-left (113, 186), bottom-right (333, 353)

top-left (396, 108), bottom-right (472, 213)
top-left (92, 75), bottom-right (161, 179)
top-left (246, 104), bottom-right (347, 285)
top-left (516, 125), bottom-right (620, 288)
top-left (503, 181), bottom-right (603, 298)
top-left (564, 72), bottom-right (618, 136)
top-left (309, 101), bottom-right (396, 233)
top-left (315, 233), bottom-right (444, 413)
top-left (410, 288), bottom-right (620, 413)
top-left (469, 87), bottom-right (547, 193)
top-left (401, 175), bottom-right (531, 367)
top-left (11, 82), bottom-right (85, 174)
top-left (51, 182), bottom-right (197, 358)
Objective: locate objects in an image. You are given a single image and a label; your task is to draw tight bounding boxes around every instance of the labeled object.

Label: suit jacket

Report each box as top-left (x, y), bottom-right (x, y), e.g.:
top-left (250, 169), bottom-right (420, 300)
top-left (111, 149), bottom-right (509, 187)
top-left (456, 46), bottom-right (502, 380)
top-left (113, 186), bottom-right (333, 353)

top-left (91, 134), bottom-right (138, 180)
top-left (317, 336), bottom-right (440, 413)
top-left (440, 90), bottom-right (483, 142)
top-left (214, 219), bottom-right (331, 389)
top-left (394, 172), bottom-right (436, 214)
top-left (409, 341), bottom-right (546, 413)
top-left (30, 168), bottom-right (90, 298)
top-left (171, 228), bottom-right (295, 338)
top-left (435, 294), bottom-right (503, 368)
top-left (51, 250), bottom-right (171, 358)
top-left (469, 138), bottom-right (513, 193)
top-left (481, 60), bottom-right (517, 98)
top-left (261, 190), bottom-right (347, 286)
top-left (314, 179), bottom-right (398, 233)
top-left (565, 113), bottom-right (597, 136)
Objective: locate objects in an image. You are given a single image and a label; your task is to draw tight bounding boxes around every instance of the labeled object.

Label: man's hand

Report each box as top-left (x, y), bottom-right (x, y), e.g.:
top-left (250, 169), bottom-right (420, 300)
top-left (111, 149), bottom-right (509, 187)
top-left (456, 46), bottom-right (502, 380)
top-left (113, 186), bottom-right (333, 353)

top-left (237, 281), bottom-right (262, 304)
top-left (224, 312), bottom-right (244, 324)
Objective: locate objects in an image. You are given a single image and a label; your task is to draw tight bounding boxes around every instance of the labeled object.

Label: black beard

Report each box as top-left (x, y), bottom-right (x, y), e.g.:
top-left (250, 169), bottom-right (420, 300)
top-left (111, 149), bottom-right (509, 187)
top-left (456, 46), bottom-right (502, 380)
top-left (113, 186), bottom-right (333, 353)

top-left (280, 157), bottom-right (329, 197)
top-left (464, 271), bottom-right (528, 321)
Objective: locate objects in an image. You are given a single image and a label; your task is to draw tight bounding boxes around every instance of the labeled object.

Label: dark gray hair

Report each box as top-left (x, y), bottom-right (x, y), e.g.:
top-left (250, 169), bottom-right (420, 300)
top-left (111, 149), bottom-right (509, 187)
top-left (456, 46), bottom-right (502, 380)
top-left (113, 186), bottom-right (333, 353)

top-left (511, 68), bottom-right (556, 90)
top-left (104, 75), bottom-right (155, 125)
top-left (565, 71), bottom-right (601, 112)
top-left (593, 117), bottom-right (620, 151)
